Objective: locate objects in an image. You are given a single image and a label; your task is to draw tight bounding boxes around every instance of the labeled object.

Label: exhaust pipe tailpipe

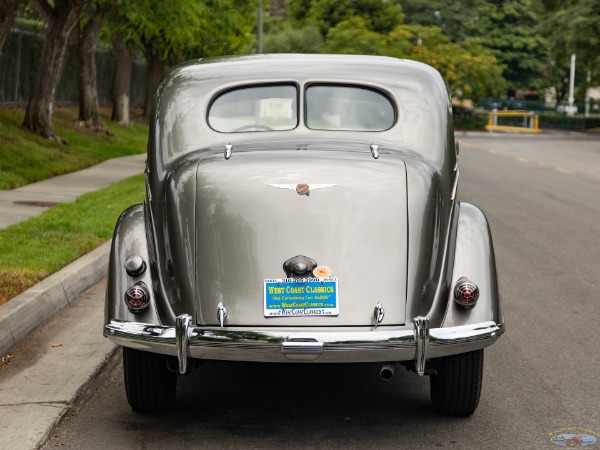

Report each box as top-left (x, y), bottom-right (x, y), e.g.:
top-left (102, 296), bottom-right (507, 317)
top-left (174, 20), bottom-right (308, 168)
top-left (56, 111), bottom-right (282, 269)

top-left (380, 363), bottom-right (396, 381)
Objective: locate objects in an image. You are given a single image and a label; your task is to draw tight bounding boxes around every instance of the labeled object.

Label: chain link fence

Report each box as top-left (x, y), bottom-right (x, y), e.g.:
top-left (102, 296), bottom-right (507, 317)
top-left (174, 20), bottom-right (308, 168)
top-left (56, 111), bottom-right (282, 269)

top-left (0, 8), bottom-right (145, 107)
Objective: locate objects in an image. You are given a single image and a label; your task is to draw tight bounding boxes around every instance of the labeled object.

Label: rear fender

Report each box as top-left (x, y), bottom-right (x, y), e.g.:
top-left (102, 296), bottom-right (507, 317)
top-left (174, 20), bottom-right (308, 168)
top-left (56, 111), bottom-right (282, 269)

top-left (442, 202), bottom-right (504, 328)
top-left (104, 204), bottom-right (161, 328)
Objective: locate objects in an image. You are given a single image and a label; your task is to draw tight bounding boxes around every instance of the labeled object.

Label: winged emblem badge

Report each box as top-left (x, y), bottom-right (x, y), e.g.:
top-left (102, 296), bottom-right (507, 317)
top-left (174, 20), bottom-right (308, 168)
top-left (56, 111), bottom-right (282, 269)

top-left (267, 183), bottom-right (337, 196)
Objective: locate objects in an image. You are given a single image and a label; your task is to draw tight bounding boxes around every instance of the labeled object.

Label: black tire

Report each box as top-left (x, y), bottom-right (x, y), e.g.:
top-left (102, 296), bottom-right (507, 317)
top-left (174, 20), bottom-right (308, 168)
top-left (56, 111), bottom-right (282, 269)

top-left (430, 349), bottom-right (484, 416)
top-left (123, 347), bottom-right (177, 413)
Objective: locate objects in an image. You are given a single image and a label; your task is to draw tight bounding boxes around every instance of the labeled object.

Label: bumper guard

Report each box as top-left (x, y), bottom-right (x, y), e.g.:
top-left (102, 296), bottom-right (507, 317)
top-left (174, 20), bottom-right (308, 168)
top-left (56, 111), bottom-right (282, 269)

top-left (105, 315), bottom-right (503, 375)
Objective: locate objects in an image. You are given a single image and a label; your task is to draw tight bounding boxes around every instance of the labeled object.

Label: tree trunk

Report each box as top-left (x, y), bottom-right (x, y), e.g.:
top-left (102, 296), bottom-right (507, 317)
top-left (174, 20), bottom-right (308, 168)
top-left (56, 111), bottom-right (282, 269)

top-left (78, 12), bottom-right (111, 134)
top-left (23, 0), bottom-right (90, 142)
top-left (142, 50), bottom-right (166, 120)
top-left (0, 0), bottom-right (19, 54)
top-left (111, 30), bottom-right (133, 126)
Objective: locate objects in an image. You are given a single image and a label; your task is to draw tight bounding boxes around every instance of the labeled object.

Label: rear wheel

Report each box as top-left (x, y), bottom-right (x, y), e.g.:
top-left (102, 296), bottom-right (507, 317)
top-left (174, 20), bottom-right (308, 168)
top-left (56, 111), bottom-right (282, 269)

top-left (429, 349), bottom-right (483, 416)
top-left (123, 347), bottom-right (177, 413)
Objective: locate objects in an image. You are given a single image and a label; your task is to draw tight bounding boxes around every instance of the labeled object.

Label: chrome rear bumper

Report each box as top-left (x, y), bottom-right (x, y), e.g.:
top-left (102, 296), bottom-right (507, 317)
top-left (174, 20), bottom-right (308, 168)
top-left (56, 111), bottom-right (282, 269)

top-left (105, 316), bottom-right (503, 374)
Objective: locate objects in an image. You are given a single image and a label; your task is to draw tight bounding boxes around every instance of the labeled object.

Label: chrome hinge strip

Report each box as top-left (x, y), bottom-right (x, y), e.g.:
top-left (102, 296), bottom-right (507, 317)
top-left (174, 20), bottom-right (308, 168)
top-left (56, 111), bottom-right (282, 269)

top-left (373, 302), bottom-right (385, 329)
top-left (217, 302), bottom-right (228, 329)
top-left (370, 144), bottom-right (379, 159)
top-left (224, 144), bottom-right (233, 160)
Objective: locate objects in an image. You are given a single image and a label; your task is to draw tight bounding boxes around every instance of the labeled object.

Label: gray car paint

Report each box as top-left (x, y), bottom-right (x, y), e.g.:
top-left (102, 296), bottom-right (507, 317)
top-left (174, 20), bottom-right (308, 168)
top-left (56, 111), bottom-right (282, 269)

top-left (105, 54), bottom-right (501, 344)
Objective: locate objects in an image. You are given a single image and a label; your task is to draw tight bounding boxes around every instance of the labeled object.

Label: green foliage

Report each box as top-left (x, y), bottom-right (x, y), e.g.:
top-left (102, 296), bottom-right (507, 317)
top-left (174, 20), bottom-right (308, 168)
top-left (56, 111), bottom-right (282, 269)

top-left (319, 19), bottom-right (505, 102)
top-left (398, 26), bottom-right (506, 101)
top-left (402, 0), bottom-right (549, 95)
top-left (108, 0), bottom-right (255, 62)
top-left (262, 22), bottom-right (324, 53)
top-left (539, 113), bottom-right (600, 130)
top-left (271, 2), bottom-right (508, 102)
top-left (300, 0), bottom-right (404, 35)
top-left (538, 0), bottom-right (600, 100)
top-left (452, 106), bottom-right (488, 130)
top-left (324, 17), bottom-right (389, 55)
top-left (485, 1), bottom-right (549, 94)
top-left (286, 0), bottom-right (311, 22)
top-left (400, 0), bottom-right (497, 42)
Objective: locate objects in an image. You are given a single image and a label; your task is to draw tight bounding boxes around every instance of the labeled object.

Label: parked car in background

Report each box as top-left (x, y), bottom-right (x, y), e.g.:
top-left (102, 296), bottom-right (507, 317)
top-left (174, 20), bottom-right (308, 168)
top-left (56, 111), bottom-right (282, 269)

top-left (104, 54), bottom-right (504, 416)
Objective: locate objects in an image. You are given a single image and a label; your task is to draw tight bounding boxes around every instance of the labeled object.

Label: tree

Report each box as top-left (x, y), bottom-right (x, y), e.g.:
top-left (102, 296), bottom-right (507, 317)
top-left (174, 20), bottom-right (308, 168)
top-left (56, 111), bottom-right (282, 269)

top-left (322, 18), bottom-right (505, 102)
top-left (402, 0), bottom-right (549, 97)
top-left (400, 0), bottom-right (496, 43)
top-left (77, 2), bottom-right (111, 133)
top-left (324, 17), bottom-right (390, 55)
top-left (294, 0), bottom-right (404, 36)
top-left (485, 1), bottom-right (549, 95)
top-left (110, 28), bottom-right (134, 126)
top-left (23, 0), bottom-right (91, 142)
top-left (254, 16), bottom-right (323, 53)
top-left (104, 1), bottom-right (139, 127)
top-left (107, 0), bottom-right (255, 121)
top-left (271, 0), bottom-right (506, 101)
top-left (387, 24), bottom-right (506, 101)
top-left (0, 0), bottom-right (19, 55)
top-left (539, 0), bottom-right (600, 101)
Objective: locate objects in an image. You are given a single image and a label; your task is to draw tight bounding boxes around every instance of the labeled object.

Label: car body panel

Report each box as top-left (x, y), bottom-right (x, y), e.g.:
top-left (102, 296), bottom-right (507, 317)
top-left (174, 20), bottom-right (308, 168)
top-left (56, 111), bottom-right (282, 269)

top-left (104, 54), bottom-right (503, 371)
top-left (191, 146), bottom-right (408, 327)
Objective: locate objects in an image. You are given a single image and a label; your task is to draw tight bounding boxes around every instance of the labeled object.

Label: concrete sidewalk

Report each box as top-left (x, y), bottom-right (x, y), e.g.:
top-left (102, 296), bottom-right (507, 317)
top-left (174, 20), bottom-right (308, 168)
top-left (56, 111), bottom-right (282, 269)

top-left (0, 153), bottom-right (145, 355)
top-left (0, 281), bottom-right (115, 450)
top-left (0, 154), bottom-right (146, 230)
top-left (0, 154), bottom-right (145, 448)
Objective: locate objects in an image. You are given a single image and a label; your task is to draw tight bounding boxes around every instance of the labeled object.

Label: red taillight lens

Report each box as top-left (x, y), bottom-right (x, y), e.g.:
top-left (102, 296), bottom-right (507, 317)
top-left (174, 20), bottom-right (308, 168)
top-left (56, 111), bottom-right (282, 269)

top-left (453, 278), bottom-right (479, 309)
top-left (124, 282), bottom-right (150, 313)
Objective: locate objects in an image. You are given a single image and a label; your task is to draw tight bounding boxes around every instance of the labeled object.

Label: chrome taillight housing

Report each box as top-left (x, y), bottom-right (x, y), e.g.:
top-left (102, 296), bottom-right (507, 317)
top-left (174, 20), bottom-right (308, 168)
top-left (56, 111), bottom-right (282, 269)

top-left (124, 282), bottom-right (150, 313)
top-left (124, 255), bottom-right (146, 277)
top-left (453, 278), bottom-right (479, 309)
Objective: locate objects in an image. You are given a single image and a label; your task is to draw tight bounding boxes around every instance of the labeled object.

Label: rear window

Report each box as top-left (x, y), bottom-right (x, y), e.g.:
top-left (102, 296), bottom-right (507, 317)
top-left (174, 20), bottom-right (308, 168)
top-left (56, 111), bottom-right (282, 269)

top-left (306, 85), bottom-right (395, 131)
top-left (207, 83), bottom-right (395, 133)
top-left (208, 84), bottom-right (297, 132)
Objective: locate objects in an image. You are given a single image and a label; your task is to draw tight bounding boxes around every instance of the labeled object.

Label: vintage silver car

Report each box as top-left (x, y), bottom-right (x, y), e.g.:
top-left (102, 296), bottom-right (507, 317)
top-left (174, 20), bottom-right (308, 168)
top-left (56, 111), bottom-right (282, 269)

top-left (104, 54), bottom-right (504, 416)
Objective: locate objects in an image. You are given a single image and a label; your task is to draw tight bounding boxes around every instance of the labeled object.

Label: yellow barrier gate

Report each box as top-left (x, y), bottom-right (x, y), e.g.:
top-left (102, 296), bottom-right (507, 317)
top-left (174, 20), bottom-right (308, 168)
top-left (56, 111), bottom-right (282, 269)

top-left (485, 109), bottom-right (541, 133)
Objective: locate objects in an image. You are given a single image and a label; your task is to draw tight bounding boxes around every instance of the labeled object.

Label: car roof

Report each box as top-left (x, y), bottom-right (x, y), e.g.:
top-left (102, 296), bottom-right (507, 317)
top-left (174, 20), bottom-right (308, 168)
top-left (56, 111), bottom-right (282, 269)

top-left (169, 53), bottom-right (440, 86)
top-left (150, 54), bottom-right (452, 173)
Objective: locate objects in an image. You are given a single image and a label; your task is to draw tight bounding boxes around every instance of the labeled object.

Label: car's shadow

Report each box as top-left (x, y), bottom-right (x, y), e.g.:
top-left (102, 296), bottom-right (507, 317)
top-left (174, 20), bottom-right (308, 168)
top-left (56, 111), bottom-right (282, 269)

top-left (112, 359), bottom-right (458, 447)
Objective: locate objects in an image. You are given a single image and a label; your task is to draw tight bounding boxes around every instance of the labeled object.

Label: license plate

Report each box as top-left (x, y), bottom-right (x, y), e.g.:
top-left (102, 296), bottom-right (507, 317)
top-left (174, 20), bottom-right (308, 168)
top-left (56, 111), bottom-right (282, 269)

top-left (264, 278), bottom-right (339, 317)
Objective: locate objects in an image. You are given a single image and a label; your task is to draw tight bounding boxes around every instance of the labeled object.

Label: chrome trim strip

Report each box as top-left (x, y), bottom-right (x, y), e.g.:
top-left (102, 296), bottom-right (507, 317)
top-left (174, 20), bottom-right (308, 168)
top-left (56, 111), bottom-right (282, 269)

top-left (451, 167), bottom-right (460, 201)
top-left (413, 316), bottom-right (430, 376)
top-left (106, 320), bottom-right (503, 364)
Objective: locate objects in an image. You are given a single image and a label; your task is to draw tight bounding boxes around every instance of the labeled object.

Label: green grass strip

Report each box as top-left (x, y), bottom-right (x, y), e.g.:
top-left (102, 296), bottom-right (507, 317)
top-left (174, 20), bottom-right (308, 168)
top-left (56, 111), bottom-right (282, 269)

top-left (0, 175), bottom-right (145, 304)
top-left (0, 107), bottom-right (148, 189)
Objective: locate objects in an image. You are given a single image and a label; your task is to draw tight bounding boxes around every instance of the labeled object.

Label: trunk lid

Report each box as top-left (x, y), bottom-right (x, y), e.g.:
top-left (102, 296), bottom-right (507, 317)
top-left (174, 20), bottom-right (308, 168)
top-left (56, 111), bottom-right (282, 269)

top-left (193, 147), bottom-right (408, 327)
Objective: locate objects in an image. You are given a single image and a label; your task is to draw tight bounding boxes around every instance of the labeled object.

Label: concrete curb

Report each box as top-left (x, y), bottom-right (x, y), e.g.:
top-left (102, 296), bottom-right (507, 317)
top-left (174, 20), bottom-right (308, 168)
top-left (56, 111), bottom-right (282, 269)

top-left (0, 240), bottom-right (111, 356)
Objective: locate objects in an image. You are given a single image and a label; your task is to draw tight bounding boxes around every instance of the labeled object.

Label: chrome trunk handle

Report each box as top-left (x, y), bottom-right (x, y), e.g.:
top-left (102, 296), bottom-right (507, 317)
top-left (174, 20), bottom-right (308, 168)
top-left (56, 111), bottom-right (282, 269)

top-left (281, 336), bottom-right (324, 361)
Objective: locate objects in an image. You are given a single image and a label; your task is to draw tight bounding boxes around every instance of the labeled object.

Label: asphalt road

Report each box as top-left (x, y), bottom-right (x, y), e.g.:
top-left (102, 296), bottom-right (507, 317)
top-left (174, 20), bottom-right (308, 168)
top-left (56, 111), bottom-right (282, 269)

top-left (41, 133), bottom-right (600, 450)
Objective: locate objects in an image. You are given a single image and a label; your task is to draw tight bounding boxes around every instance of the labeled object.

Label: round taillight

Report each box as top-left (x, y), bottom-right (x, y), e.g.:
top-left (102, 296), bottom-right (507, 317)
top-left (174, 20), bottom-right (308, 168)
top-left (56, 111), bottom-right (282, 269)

top-left (453, 278), bottom-right (479, 309)
top-left (124, 282), bottom-right (150, 313)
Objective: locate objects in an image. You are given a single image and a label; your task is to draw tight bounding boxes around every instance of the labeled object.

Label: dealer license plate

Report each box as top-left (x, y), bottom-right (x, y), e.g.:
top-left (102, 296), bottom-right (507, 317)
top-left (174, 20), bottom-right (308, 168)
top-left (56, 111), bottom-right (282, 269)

top-left (264, 278), bottom-right (339, 317)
